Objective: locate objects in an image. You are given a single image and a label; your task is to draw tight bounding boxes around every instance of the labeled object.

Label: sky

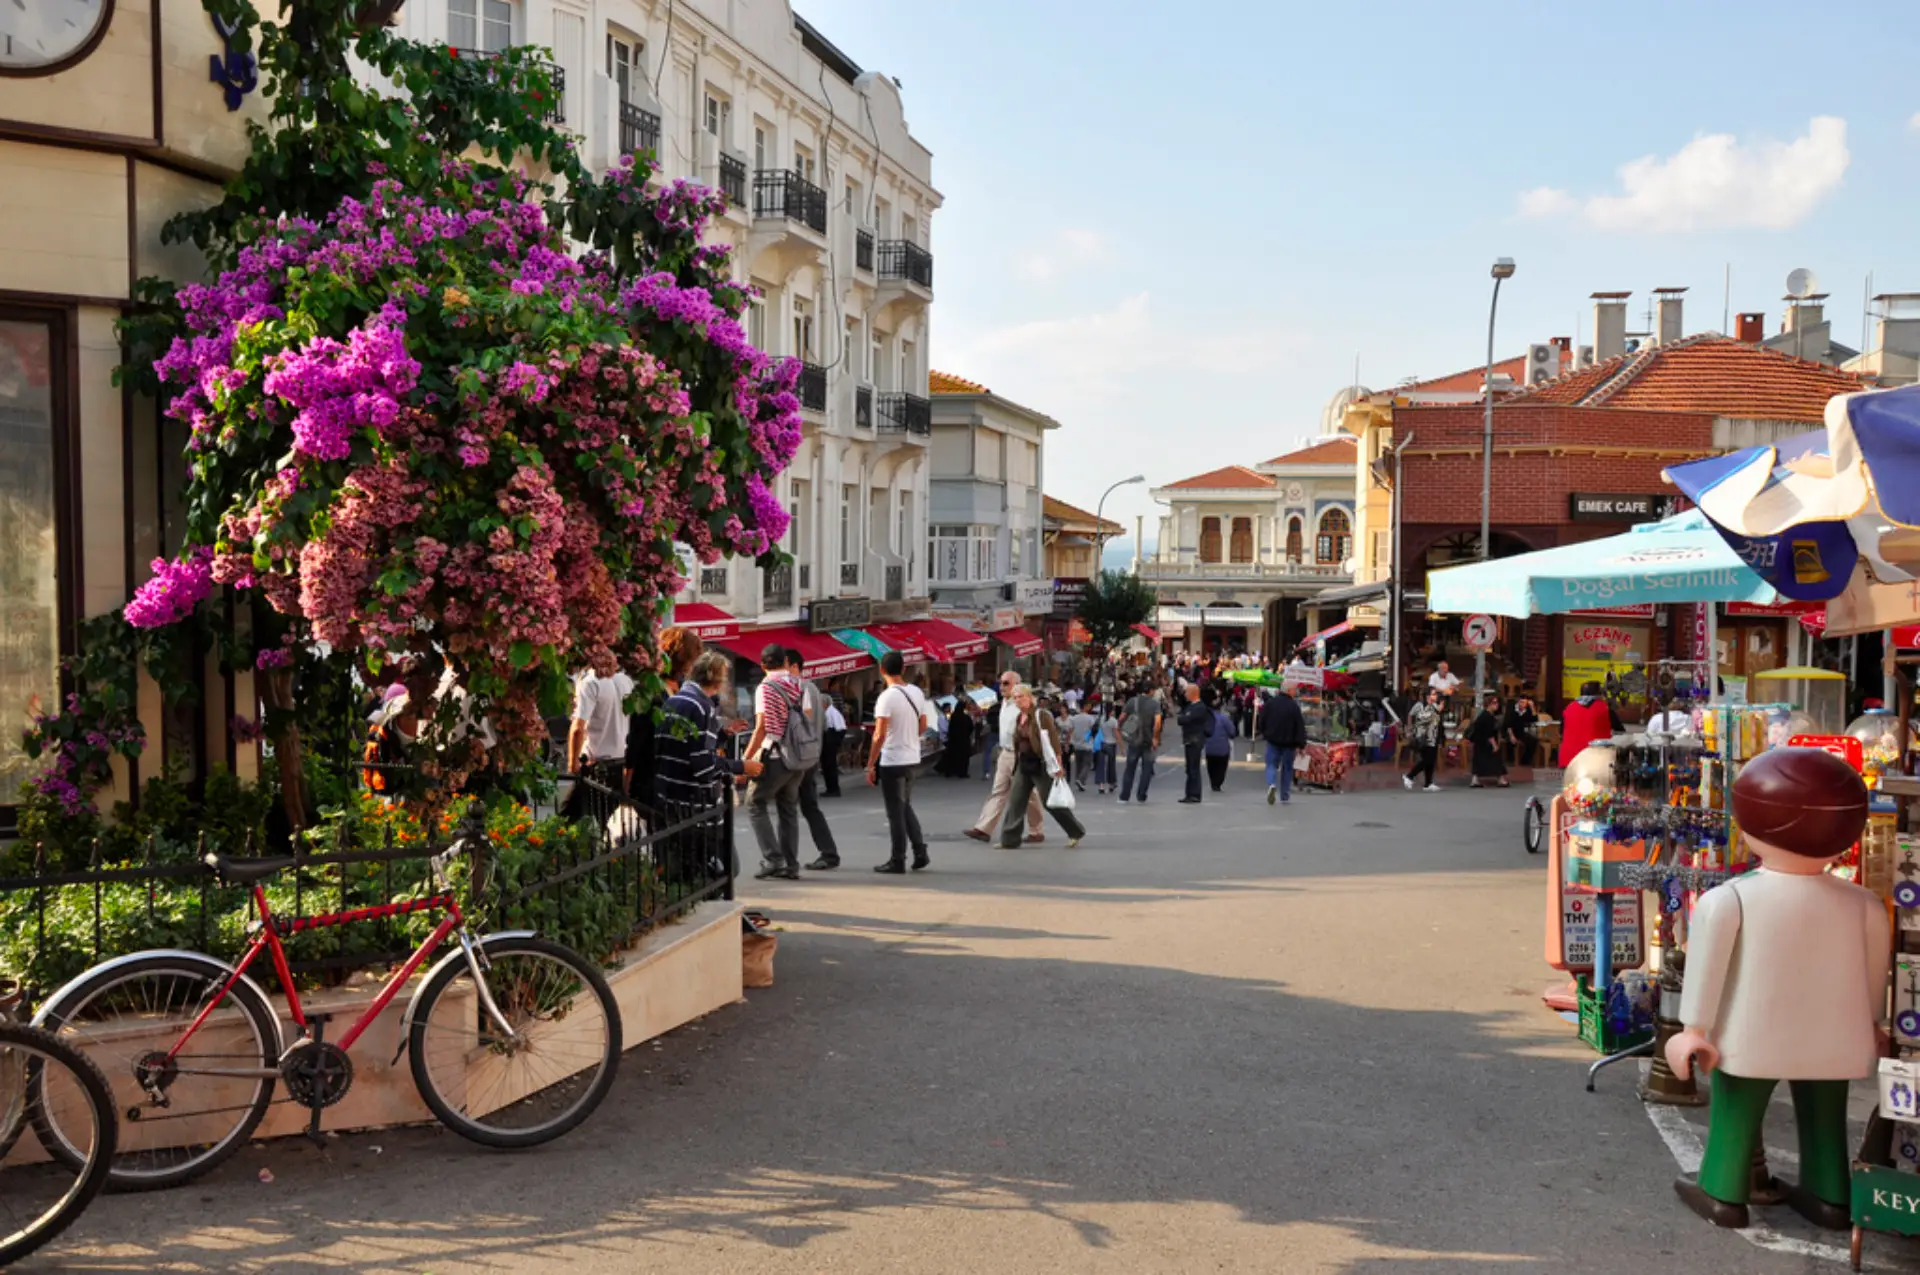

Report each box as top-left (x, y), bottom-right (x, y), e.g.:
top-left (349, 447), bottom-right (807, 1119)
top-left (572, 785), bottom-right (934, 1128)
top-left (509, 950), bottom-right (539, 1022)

top-left (794, 0), bottom-right (1920, 557)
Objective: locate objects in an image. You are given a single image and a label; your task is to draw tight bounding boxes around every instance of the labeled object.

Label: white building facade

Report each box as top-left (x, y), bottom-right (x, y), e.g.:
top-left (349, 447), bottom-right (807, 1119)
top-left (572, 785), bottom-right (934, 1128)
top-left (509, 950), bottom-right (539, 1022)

top-left (391, 0), bottom-right (940, 639)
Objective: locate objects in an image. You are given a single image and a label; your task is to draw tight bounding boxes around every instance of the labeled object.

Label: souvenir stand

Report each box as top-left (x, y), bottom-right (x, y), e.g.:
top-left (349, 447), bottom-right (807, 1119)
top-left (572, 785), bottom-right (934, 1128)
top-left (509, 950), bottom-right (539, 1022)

top-left (1226, 667), bottom-right (1361, 792)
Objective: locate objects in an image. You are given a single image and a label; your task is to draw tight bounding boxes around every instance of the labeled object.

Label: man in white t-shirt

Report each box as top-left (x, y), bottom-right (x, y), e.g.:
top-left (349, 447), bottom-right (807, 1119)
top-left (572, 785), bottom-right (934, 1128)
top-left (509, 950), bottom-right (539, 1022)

top-left (1427, 661), bottom-right (1461, 700)
top-left (867, 650), bottom-right (932, 873)
top-left (568, 658), bottom-right (635, 791)
top-left (1646, 693), bottom-right (1693, 736)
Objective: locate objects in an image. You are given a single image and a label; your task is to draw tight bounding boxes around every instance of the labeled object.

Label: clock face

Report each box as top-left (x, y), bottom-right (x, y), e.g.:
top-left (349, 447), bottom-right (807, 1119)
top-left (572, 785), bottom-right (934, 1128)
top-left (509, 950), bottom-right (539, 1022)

top-left (0, 0), bottom-right (111, 72)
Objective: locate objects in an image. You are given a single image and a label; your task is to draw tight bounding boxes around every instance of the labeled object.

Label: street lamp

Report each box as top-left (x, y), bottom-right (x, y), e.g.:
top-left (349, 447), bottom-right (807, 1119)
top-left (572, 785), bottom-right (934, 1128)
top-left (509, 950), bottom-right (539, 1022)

top-left (1475, 257), bottom-right (1515, 702)
top-left (1096, 474), bottom-right (1147, 574)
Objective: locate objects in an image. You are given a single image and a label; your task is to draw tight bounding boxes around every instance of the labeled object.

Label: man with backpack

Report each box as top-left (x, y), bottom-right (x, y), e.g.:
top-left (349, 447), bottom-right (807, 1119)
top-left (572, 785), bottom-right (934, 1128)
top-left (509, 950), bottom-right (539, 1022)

top-left (1117, 681), bottom-right (1163, 802)
top-left (743, 644), bottom-right (820, 881)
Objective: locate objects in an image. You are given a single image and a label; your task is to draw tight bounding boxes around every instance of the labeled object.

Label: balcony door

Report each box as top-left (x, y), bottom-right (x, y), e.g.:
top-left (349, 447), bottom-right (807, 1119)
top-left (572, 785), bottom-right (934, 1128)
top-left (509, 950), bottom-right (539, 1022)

top-left (791, 297), bottom-right (814, 361)
top-left (1199, 517), bottom-right (1222, 565)
top-left (1316, 507), bottom-right (1351, 565)
top-left (1286, 516), bottom-right (1303, 563)
top-left (1229, 517), bottom-right (1253, 564)
top-left (606, 34), bottom-right (638, 105)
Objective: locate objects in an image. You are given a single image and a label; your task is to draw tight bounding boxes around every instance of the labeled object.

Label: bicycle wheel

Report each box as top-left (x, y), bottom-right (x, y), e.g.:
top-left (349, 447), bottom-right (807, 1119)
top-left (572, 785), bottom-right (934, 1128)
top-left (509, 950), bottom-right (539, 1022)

top-left (1524, 796), bottom-right (1546, 855)
top-left (0, 1022), bottom-right (116, 1265)
top-left (34, 953), bottom-right (280, 1191)
top-left (409, 936), bottom-right (619, 1149)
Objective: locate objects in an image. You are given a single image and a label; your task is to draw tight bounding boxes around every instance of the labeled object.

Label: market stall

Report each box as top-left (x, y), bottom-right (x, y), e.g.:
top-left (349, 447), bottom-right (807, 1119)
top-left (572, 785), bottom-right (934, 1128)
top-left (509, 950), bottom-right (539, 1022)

top-left (1229, 666), bottom-right (1360, 791)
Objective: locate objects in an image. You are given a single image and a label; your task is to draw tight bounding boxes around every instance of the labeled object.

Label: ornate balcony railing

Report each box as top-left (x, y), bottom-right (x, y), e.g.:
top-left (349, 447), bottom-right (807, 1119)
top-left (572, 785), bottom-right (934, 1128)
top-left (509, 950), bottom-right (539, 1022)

top-left (1138, 560), bottom-right (1348, 581)
top-left (855, 229), bottom-right (875, 273)
top-left (753, 170), bottom-right (828, 234)
top-left (796, 361), bottom-right (827, 412)
top-left (840, 562), bottom-right (860, 588)
top-left (618, 101), bottom-right (660, 159)
top-left (876, 391), bottom-right (931, 437)
top-left (876, 240), bottom-right (933, 289)
top-left (762, 562), bottom-right (793, 610)
top-left (700, 566), bottom-right (729, 595)
top-left (718, 154), bottom-right (747, 208)
top-left (884, 564), bottom-right (904, 602)
top-left (855, 384), bottom-right (874, 429)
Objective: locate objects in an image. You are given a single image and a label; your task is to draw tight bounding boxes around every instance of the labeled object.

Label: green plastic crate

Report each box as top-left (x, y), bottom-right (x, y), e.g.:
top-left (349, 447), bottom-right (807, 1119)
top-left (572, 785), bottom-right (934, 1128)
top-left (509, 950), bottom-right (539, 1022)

top-left (1577, 977), bottom-right (1653, 1055)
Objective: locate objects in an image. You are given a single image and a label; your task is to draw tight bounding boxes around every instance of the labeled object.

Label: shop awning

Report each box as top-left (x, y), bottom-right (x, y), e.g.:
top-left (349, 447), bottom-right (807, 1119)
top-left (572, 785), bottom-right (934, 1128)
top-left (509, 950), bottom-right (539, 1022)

top-left (672, 602), bottom-right (739, 641)
top-left (1132, 622), bottom-right (1162, 642)
top-left (884, 617), bottom-right (990, 662)
top-left (1314, 579), bottom-right (1391, 607)
top-left (1297, 620), bottom-right (1355, 648)
top-left (834, 627), bottom-right (921, 664)
top-left (990, 627), bottom-right (1045, 657)
top-left (714, 625), bottom-right (870, 679)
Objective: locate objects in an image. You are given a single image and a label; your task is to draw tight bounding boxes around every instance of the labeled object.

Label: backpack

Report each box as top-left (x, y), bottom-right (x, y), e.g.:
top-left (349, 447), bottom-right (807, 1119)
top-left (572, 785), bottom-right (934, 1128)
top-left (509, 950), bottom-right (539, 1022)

top-left (1122, 696), bottom-right (1154, 748)
top-left (776, 677), bottom-right (824, 771)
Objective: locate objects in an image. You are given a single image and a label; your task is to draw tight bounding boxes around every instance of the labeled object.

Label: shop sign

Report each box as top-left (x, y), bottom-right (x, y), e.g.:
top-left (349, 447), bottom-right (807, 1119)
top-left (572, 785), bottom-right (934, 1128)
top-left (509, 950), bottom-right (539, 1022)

top-left (1723, 601), bottom-right (1818, 617)
top-left (1052, 578), bottom-right (1088, 619)
top-left (1016, 579), bottom-right (1054, 616)
top-left (1570, 604), bottom-right (1655, 619)
top-left (1788, 734), bottom-right (1865, 772)
top-left (1568, 492), bottom-right (1677, 523)
top-left (1567, 624), bottom-right (1636, 654)
top-left (807, 597), bottom-right (871, 633)
top-left (1067, 620), bottom-right (1091, 646)
top-left (1401, 590), bottom-right (1428, 613)
top-left (989, 607), bottom-right (1022, 633)
top-left (1691, 602), bottom-right (1710, 662)
top-left (933, 608), bottom-right (982, 632)
top-left (1463, 614), bottom-right (1497, 650)
top-left (1560, 894), bottom-right (1643, 970)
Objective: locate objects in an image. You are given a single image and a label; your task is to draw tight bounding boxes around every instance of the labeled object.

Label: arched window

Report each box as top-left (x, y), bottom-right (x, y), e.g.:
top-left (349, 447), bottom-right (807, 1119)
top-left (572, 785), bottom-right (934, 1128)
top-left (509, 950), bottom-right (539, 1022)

top-left (1316, 507), bottom-right (1351, 565)
top-left (1199, 516), bottom-right (1222, 564)
top-left (1285, 516), bottom-right (1303, 563)
top-left (1229, 517), bottom-right (1253, 564)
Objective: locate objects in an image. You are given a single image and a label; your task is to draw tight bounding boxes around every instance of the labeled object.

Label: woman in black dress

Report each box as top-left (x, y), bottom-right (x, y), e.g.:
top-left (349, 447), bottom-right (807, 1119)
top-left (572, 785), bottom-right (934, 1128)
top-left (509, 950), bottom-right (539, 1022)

top-left (940, 700), bottom-right (976, 777)
top-left (1466, 693), bottom-right (1510, 788)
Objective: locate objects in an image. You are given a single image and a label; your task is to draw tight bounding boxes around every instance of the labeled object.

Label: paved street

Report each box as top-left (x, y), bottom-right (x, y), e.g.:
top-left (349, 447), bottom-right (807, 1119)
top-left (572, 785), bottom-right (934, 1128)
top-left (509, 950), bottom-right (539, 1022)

top-left (43, 761), bottom-right (1920, 1273)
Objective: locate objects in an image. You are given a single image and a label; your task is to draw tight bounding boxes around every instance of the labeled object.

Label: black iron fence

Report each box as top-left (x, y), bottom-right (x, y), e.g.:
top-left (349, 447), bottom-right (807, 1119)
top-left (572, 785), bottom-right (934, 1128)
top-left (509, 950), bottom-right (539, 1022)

top-left (619, 101), bottom-right (661, 159)
top-left (753, 169), bottom-right (828, 234)
top-left (876, 391), bottom-right (932, 436)
top-left (0, 770), bottom-right (733, 1004)
top-left (796, 360), bottom-right (827, 412)
top-left (718, 154), bottom-right (747, 208)
top-left (855, 229), bottom-right (875, 272)
top-left (855, 383), bottom-right (874, 429)
top-left (877, 240), bottom-right (933, 289)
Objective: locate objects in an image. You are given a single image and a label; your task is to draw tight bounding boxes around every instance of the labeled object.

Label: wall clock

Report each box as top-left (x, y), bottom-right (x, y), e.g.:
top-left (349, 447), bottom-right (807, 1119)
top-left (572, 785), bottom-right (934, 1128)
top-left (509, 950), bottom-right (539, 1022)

top-left (0, 0), bottom-right (113, 75)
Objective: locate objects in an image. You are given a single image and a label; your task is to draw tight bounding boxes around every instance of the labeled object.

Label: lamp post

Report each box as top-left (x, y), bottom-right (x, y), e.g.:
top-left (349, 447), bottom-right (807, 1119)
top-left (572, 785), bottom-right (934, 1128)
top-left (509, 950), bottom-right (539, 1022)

top-left (1475, 258), bottom-right (1516, 702)
top-left (1096, 474), bottom-right (1147, 533)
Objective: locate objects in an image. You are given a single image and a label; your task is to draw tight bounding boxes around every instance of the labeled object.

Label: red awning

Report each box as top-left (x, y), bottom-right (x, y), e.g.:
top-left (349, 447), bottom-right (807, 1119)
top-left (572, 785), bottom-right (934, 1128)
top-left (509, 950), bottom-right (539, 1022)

top-left (672, 602), bottom-right (739, 642)
top-left (990, 627), bottom-right (1045, 657)
top-left (1297, 620), bottom-right (1354, 649)
top-left (866, 624), bottom-right (929, 663)
top-left (885, 617), bottom-right (990, 663)
top-left (713, 625), bottom-right (871, 680)
top-left (1132, 622), bottom-right (1162, 642)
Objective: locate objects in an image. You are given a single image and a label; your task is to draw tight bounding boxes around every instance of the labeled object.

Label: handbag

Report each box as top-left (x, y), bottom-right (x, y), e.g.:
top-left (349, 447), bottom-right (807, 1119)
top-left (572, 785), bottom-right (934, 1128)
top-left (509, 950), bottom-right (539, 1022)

top-left (1046, 777), bottom-right (1077, 811)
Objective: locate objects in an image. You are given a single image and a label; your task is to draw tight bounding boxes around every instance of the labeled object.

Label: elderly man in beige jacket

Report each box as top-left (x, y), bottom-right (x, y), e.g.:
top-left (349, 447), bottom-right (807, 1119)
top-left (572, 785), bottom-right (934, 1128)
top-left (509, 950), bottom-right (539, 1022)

top-left (965, 670), bottom-right (1044, 844)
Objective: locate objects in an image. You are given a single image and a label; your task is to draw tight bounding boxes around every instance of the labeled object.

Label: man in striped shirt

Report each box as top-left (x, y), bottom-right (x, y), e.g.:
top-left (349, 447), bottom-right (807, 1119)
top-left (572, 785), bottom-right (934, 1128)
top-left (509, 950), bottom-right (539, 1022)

top-left (743, 644), bottom-right (809, 880)
top-left (654, 651), bottom-right (756, 811)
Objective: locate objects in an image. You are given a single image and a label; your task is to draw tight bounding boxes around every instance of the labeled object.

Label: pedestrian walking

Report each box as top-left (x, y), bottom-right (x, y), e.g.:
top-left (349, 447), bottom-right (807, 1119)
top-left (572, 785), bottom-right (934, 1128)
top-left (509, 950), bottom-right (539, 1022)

top-left (1205, 699), bottom-right (1235, 792)
top-left (967, 671), bottom-right (1046, 842)
top-left (998, 684), bottom-right (1086, 848)
top-left (868, 650), bottom-right (933, 873)
top-left (743, 645), bottom-right (818, 880)
top-left (938, 698), bottom-right (975, 777)
top-left (1559, 680), bottom-right (1618, 767)
top-left (1176, 684), bottom-right (1211, 804)
top-left (1067, 702), bottom-right (1097, 791)
top-left (1402, 687), bottom-right (1444, 792)
top-left (781, 649), bottom-right (842, 868)
top-left (1257, 686), bottom-right (1307, 805)
top-left (1097, 706), bottom-right (1121, 794)
top-left (1466, 692), bottom-right (1510, 789)
top-left (1118, 681), bottom-right (1162, 802)
top-left (566, 655), bottom-right (634, 814)
top-left (820, 682), bottom-right (847, 797)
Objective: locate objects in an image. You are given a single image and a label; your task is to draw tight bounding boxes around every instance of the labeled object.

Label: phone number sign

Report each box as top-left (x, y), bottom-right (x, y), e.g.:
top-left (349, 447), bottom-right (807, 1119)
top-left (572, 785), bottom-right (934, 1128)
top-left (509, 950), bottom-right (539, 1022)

top-left (1560, 893), bottom-right (1643, 971)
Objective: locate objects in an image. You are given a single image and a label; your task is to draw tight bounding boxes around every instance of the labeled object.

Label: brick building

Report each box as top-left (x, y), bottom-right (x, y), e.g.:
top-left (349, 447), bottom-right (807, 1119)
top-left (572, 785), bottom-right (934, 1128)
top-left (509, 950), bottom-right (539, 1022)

top-left (1387, 333), bottom-right (1867, 711)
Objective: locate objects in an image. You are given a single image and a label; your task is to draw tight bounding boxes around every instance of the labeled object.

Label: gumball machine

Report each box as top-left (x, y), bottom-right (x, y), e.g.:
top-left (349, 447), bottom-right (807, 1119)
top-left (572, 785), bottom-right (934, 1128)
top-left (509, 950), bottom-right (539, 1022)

top-left (1846, 708), bottom-right (1917, 794)
top-left (1751, 667), bottom-right (1847, 733)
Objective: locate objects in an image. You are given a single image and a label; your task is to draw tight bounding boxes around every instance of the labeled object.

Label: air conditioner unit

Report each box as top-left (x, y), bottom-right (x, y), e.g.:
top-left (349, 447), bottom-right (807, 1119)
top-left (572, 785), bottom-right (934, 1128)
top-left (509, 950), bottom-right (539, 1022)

top-left (1576, 345), bottom-right (1596, 368)
top-left (1526, 342), bottom-right (1557, 385)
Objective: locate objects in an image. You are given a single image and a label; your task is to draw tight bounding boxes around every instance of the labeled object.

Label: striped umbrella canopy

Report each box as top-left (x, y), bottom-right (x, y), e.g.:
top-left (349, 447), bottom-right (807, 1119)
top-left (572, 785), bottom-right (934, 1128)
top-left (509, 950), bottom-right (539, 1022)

top-left (1663, 384), bottom-right (1920, 602)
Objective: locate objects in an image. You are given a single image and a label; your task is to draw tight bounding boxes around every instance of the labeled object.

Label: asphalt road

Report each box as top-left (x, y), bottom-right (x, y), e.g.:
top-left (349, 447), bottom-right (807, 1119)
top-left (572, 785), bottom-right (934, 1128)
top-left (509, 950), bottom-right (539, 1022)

top-left (40, 759), bottom-right (1920, 1273)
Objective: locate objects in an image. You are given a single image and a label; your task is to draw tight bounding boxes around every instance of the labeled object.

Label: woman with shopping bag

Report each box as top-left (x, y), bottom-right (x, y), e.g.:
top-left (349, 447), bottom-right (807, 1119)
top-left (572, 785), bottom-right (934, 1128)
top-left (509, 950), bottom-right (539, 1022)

top-left (997, 684), bottom-right (1088, 848)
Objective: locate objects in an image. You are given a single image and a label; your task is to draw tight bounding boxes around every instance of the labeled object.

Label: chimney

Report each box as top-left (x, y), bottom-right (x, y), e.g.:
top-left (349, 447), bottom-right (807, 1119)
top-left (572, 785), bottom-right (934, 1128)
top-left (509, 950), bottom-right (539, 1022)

top-left (1784, 293), bottom-right (1827, 335)
top-left (1876, 294), bottom-right (1920, 360)
top-left (1592, 291), bottom-right (1630, 361)
top-left (1653, 286), bottom-right (1687, 345)
top-left (1736, 312), bottom-right (1765, 344)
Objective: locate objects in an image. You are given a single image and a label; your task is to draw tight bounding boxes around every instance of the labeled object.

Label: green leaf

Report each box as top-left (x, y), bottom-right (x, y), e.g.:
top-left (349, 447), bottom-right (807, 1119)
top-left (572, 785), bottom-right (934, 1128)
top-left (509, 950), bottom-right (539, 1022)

top-left (509, 640), bottom-right (536, 670)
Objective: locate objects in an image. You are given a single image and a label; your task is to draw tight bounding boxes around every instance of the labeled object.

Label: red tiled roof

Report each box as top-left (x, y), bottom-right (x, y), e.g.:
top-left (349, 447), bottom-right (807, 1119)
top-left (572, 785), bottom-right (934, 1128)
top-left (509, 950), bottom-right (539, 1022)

top-left (1510, 334), bottom-right (1867, 421)
top-left (1262, 436), bottom-right (1357, 466)
top-left (1161, 464), bottom-right (1277, 491)
top-left (929, 370), bottom-right (989, 395)
top-left (1401, 354), bottom-right (1532, 397)
top-left (1043, 494), bottom-right (1124, 533)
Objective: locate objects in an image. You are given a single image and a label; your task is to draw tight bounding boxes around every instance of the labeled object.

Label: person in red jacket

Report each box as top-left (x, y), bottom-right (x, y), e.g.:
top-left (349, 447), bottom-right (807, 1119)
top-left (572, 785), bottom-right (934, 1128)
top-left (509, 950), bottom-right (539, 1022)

top-left (1559, 681), bottom-right (1618, 767)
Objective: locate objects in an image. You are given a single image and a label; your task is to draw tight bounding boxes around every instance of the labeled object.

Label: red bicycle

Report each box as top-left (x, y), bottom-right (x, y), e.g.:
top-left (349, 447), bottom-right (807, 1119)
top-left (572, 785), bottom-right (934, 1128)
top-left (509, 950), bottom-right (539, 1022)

top-left (29, 837), bottom-right (619, 1191)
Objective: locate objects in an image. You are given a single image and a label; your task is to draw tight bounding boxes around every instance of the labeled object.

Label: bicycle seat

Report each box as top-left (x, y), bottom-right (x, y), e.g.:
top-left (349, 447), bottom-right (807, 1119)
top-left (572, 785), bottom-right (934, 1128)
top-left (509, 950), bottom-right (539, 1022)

top-left (202, 853), bottom-right (296, 884)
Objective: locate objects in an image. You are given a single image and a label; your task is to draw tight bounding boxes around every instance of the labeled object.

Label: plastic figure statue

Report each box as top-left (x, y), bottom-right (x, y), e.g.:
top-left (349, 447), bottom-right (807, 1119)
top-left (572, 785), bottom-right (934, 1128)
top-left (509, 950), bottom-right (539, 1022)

top-left (1667, 746), bottom-right (1889, 1230)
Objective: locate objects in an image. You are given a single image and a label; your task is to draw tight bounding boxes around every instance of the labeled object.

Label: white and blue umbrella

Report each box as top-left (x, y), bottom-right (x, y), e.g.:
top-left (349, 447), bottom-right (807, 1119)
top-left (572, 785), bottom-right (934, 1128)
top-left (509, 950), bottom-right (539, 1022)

top-left (1426, 509), bottom-right (1777, 618)
top-left (1664, 384), bottom-right (1920, 601)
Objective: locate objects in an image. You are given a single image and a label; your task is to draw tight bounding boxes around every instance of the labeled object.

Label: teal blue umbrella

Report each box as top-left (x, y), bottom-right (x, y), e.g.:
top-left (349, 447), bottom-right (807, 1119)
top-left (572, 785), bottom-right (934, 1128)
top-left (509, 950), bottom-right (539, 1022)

top-left (1426, 509), bottom-right (1777, 618)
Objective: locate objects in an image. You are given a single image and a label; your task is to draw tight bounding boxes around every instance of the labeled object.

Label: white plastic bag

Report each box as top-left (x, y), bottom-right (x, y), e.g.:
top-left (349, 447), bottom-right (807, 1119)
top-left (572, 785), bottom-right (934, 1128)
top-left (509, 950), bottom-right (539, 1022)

top-left (1047, 777), bottom-right (1077, 811)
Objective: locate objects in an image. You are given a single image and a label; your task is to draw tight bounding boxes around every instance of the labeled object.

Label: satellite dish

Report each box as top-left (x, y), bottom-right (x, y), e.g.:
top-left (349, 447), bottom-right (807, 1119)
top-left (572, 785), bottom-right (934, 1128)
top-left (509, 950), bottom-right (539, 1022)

top-left (1786, 268), bottom-right (1819, 299)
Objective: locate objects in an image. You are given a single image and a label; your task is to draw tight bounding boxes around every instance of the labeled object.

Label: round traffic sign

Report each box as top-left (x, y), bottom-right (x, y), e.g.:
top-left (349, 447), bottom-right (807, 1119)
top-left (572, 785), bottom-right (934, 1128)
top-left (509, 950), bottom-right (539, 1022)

top-left (1464, 614), bottom-right (1497, 650)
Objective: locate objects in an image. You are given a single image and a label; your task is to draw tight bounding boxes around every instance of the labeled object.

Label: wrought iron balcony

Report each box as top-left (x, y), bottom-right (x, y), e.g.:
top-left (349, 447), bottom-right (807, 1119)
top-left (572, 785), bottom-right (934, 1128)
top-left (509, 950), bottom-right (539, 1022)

top-left (876, 391), bottom-right (931, 437)
top-left (762, 562), bottom-right (793, 610)
top-left (884, 564), bottom-right (904, 602)
top-left (855, 229), bottom-right (875, 273)
top-left (753, 169), bottom-right (828, 235)
top-left (451, 48), bottom-right (564, 123)
top-left (840, 562), bottom-right (860, 588)
top-left (618, 101), bottom-right (660, 160)
top-left (877, 240), bottom-right (933, 289)
top-left (718, 154), bottom-right (747, 208)
top-left (855, 384), bottom-right (874, 429)
top-left (699, 566), bottom-right (728, 595)
top-left (796, 361), bottom-right (827, 413)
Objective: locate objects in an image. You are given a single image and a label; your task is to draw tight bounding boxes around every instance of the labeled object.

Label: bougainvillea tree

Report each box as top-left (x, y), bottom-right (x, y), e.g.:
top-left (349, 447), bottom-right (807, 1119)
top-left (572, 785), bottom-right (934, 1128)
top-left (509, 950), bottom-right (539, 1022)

top-left (25, 0), bottom-right (798, 828)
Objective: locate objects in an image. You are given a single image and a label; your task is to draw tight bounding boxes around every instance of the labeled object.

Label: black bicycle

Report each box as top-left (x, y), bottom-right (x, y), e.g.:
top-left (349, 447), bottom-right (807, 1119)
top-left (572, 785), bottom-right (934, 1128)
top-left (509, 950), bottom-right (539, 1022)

top-left (1524, 796), bottom-right (1546, 855)
top-left (0, 1017), bottom-right (118, 1265)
